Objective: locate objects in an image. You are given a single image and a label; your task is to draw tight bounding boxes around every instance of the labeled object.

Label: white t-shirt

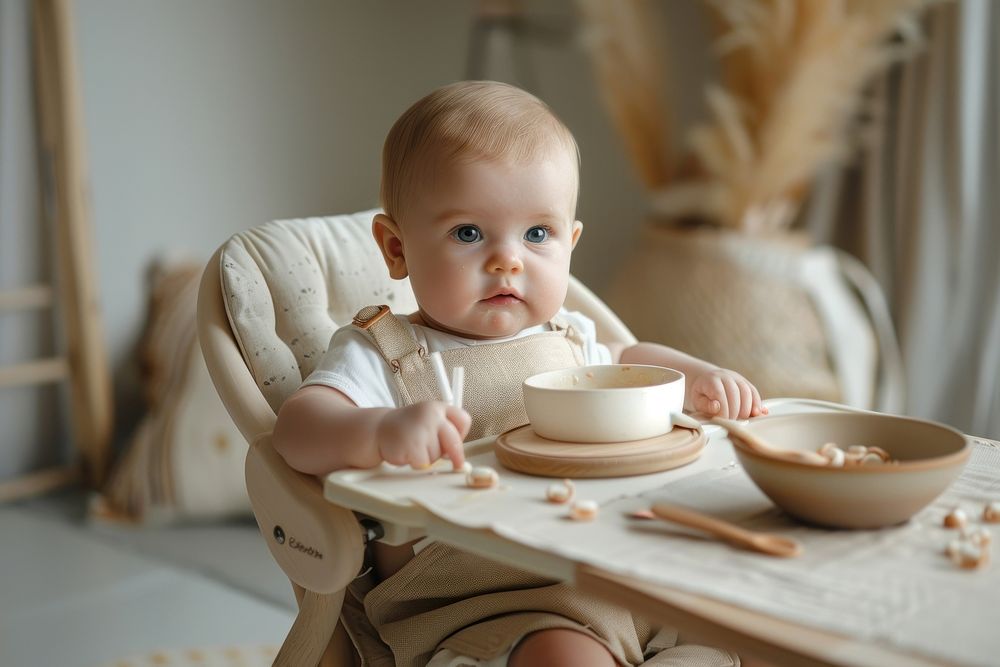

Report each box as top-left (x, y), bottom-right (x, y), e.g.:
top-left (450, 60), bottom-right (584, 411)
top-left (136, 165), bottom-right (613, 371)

top-left (303, 309), bottom-right (611, 409)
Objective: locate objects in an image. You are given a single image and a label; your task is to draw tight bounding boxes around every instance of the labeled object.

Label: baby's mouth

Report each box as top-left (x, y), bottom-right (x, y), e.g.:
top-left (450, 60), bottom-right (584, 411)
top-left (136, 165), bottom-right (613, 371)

top-left (482, 289), bottom-right (523, 306)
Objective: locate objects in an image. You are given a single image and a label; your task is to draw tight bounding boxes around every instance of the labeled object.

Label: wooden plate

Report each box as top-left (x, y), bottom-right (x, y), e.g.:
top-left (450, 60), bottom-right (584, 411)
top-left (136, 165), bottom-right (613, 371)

top-left (495, 424), bottom-right (706, 478)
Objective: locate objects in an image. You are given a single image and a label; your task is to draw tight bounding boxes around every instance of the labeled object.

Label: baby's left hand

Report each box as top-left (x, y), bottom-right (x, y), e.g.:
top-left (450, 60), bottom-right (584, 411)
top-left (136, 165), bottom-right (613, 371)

top-left (688, 368), bottom-right (767, 419)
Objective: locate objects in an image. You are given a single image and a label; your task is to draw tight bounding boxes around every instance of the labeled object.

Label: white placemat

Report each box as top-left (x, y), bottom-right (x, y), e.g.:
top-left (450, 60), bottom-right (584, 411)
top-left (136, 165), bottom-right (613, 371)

top-left (328, 400), bottom-right (1000, 666)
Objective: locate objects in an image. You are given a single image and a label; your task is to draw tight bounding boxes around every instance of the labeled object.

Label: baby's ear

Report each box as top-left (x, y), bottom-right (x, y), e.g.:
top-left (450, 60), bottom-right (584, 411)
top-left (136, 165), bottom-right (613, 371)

top-left (570, 220), bottom-right (583, 249)
top-left (372, 214), bottom-right (408, 279)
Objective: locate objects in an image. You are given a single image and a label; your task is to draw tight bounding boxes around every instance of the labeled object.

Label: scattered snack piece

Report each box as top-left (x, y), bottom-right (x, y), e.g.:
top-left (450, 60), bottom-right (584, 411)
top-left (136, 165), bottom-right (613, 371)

top-left (983, 501), bottom-right (1000, 523)
top-left (569, 500), bottom-right (599, 521)
top-left (945, 539), bottom-right (963, 560)
top-left (545, 479), bottom-right (575, 504)
top-left (455, 461), bottom-right (472, 474)
top-left (963, 527), bottom-right (992, 548)
top-left (465, 466), bottom-right (499, 489)
top-left (944, 508), bottom-right (968, 529)
top-left (948, 540), bottom-right (989, 570)
top-left (944, 519), bottom-right (992, 570)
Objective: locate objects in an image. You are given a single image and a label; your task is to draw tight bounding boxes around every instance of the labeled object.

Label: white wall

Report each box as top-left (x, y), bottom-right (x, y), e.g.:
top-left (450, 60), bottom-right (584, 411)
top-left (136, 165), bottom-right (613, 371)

top-left (1, 0), bottom-right (713, 476)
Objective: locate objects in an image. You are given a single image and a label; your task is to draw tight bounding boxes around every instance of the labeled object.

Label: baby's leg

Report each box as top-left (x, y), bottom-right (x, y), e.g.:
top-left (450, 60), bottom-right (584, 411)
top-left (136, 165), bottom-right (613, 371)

top-left (508, 628), bottom-right (616, 667)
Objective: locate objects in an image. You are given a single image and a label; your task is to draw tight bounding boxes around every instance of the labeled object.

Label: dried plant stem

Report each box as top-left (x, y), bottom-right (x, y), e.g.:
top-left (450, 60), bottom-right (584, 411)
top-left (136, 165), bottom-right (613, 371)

top-left (653, 0), bottom-right (934, 231)
top-left (576, 0), bottom-right (674, 188)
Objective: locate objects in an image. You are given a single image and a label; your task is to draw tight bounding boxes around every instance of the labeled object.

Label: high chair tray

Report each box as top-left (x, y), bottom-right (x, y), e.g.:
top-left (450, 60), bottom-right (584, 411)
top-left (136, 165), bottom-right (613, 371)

top-left (323, 399), bottom-right (999, 667)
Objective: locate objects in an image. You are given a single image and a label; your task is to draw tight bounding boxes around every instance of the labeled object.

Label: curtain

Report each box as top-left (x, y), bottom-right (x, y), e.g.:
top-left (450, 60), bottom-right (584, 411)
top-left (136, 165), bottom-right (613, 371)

top-left (807, 0), bottom-right (1000, 439)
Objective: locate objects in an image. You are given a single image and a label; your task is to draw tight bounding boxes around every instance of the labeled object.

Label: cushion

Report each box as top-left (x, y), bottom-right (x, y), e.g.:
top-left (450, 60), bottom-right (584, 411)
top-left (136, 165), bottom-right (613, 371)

top-left (219, 210), bottom-right (418, 412)
top-left (95, 261), bottom-right (251, 523)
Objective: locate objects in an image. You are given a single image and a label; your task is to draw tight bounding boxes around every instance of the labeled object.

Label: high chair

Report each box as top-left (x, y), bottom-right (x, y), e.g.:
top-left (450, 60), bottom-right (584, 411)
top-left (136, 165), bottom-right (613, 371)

top-left (197, 210), bottom-right (638, 666)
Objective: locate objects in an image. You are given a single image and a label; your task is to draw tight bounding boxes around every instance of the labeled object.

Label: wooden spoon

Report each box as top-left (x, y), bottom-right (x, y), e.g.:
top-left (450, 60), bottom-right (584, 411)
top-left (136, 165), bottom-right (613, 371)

top-left (650, 503), bottom-right (803, 558)
top-left (712, 417), bottom-right (828, 466)
top-left (670, 411), bottom-right (703, 431)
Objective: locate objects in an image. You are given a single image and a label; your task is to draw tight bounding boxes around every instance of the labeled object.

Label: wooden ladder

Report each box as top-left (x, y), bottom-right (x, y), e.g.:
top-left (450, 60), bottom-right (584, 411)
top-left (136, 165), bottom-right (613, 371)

top-left (0, 0), bottom-right (112, 502)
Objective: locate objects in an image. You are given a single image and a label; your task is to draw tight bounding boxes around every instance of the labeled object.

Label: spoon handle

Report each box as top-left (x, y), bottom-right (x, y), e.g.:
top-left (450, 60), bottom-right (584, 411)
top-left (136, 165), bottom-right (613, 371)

top-left (711, 417), bottom-right (827, 465)
top-left (670, 412), bottom-right (703, 431)
top-left (650, 502), bottom-right (759, 548)
top-left (649, 502), bottom-right (802, 558)
top-left (710, 417), bottom-right (769, 453)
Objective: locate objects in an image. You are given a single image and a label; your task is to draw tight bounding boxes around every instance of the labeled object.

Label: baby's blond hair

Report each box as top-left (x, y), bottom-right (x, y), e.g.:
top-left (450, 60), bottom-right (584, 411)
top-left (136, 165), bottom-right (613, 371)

top-left (380, 81), bottom-right (579, 221)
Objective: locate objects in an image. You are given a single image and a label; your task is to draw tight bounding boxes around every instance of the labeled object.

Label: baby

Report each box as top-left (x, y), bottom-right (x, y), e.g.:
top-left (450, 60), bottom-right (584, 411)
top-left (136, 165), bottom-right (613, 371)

top-left (274, 81), bottom-right (758, 667)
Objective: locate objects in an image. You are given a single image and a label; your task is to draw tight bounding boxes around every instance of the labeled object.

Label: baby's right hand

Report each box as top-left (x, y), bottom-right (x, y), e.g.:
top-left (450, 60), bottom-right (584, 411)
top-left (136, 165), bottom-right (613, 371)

top-left (375, 401), bottom-right (471, 470)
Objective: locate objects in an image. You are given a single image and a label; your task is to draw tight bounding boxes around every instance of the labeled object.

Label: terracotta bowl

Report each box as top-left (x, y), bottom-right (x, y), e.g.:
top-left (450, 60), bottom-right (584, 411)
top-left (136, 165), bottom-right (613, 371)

top-left (523, 364), bottom-right (685, 443)
top-left (731, 412), bottom-right (971, 528)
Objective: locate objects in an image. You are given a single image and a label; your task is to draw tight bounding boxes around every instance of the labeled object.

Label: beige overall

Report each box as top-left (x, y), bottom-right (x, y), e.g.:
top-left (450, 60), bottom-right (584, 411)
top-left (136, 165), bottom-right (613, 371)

top-left (340, 306), bottom-right (738, 667)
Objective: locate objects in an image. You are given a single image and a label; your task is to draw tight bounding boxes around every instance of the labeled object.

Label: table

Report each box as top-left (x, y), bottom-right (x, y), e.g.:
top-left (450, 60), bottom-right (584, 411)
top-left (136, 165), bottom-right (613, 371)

top-left (324, 400), bottom-right (998, 666)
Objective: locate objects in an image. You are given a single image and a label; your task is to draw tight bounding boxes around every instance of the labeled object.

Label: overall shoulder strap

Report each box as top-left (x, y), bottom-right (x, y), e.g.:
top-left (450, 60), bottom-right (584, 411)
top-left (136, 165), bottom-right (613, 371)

top-left (548, 313), bottom-right (586, 353)
top-left (352, 304), bottom-right (423, 372)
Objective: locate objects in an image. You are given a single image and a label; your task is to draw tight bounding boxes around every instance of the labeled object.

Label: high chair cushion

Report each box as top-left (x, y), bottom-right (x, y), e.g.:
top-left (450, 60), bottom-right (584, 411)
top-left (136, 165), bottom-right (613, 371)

top-left (219, 210), bottom-right (417, 412)
top-left (98, 211), bottom-right (417, 523)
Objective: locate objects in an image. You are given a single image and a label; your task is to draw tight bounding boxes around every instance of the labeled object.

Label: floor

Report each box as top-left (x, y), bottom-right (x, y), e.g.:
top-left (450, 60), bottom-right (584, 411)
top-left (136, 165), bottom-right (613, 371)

top-left (0, 489), bottom-right (296, 667)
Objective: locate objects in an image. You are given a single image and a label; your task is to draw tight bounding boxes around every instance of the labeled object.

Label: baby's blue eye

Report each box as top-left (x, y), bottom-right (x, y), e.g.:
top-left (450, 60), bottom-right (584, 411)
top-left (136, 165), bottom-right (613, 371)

top-left (524, 226), bottom-right (549, 244)
top-left (452, 225), bottom-right (482, 243)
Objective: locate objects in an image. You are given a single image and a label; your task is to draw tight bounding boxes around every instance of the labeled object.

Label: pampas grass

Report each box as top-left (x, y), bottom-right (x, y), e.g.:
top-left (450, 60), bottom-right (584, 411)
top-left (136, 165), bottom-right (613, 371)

top-left (580, 0), bottom-right (934, 232)
top-left (576, 0), bottom-right (674, 188)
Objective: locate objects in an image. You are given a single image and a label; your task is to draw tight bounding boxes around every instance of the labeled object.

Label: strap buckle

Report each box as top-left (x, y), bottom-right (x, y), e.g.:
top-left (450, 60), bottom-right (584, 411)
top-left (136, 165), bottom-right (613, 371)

top-left (352, 304), bottom-right (391, 330)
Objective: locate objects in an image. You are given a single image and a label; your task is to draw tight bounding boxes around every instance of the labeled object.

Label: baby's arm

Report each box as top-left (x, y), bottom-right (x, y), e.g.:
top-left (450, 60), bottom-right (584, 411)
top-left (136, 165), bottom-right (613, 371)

top-left (608, 342), bottom-right (766, 419)
top-left (273, 385), bottom-right (470, 476)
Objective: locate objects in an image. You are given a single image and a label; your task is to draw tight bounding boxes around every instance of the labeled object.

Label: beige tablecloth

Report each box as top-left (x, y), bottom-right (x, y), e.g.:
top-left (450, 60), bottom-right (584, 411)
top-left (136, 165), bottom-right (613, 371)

top-left (331, 401), bottom-right (1000, 667)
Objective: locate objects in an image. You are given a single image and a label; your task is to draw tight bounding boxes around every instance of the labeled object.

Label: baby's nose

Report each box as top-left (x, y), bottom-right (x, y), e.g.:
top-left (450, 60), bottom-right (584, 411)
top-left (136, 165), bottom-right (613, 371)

top-left (486, 247), bottom-right (524, 274)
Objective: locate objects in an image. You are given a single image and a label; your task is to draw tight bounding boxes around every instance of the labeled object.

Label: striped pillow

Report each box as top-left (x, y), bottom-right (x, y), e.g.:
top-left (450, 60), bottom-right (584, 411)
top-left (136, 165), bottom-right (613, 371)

top-left (94, 261), bottom-right (249, 523)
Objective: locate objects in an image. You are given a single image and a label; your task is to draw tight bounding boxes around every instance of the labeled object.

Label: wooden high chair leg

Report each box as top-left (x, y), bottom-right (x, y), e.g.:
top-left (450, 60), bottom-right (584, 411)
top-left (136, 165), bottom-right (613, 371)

top-left (278, 582), bottom-right (348, 667)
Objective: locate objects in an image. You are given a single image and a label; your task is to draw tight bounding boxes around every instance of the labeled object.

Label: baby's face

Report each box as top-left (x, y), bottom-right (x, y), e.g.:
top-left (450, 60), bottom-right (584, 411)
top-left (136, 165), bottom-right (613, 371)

top-left (389, 151), bottom-right (581, 339)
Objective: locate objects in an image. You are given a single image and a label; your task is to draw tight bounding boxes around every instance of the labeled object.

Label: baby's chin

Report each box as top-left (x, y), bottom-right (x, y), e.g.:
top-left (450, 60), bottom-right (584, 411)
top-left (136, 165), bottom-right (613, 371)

top-left (472, 310), bottom-right (551, 339)
top-left (451, 314), bottom-right (540, 340)
top-left (455, 319), bottom-right (525, 340)
top-left (419, 303), bottom-right (556, 340)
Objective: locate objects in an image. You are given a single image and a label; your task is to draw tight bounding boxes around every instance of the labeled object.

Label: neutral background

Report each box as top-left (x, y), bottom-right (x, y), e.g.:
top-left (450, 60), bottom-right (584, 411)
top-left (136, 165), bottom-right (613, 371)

top-left (0, 0), bottom-right (715, 477)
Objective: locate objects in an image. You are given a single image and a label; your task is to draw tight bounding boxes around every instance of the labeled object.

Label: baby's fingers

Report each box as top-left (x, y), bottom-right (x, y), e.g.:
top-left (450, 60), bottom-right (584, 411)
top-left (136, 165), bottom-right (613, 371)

top-left (445, 405), bottom-right (472, 441)
top-left (721, 376), bottom-right (742, 418)
top-left (408, 447), bottom-right (432, 470)
top-left (693, 393), bottom-right (722, 416)
top-left (749, 383), bottom-right (767, 416)
top-left (438, 415), bottom-right (466, 470)
top-left (736, 379), bottom-right (754, 419)
top-left (693, 376), bottom-right (726, 416)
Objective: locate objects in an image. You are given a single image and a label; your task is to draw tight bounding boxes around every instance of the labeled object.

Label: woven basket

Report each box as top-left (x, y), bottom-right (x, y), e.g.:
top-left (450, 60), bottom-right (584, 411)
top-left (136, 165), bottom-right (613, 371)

top-left (604, 224), bottom-right (844, 403)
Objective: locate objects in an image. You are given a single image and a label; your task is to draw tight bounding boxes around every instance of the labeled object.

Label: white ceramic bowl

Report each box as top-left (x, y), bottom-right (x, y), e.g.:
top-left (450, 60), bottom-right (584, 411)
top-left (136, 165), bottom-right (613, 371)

top-left (730, 412), bottom-right (970, 528)
top-left (522, 364), bottom-right (685, 443)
